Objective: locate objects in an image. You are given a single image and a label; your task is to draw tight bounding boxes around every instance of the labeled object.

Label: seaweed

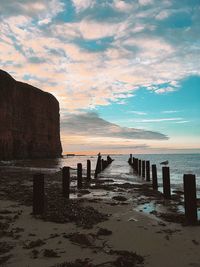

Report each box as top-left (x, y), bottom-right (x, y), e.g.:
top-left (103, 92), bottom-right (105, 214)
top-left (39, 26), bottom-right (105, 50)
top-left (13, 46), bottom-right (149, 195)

top-left (23, 239), bottom-right (46, 249)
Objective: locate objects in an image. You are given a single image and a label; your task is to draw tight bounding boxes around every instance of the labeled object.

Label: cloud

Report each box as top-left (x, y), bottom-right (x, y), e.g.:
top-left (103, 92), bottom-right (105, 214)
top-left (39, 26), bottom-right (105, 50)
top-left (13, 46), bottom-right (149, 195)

top-left (78, 143), bottom-right (149, 151)
top-left (129, 111), bottom-right (147, 115)
top-left (0, 0), bottom-right (200, 113)
top-left (132, 117), bottom-right (184, 123)
top-left (138, 0), bottom-right (154, 6)
top-left (147, 81), bottom-right (179, 94)
top-left (154, 87), bottom-right (177, 94)
top-left (155, 10), bottom-right (170, 20)
top-left (0, 0), bottom-right (65, 21)
top-left (112, 1), bottom-right (134, 12)
top-left (61, 112), bottom-right (168, 140)
top-left (162, 110), bottom-right (180, 114)
top-left (72, 0), bottom-right (95, 12)
top-left (174, 120), bottom-right (190, 124)
top-left (53, 19), bottom-right (127, 40)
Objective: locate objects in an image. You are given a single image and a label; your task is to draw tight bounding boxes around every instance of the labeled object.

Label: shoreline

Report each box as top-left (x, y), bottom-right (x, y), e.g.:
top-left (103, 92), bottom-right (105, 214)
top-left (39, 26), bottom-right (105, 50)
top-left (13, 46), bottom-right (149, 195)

top-left (0, 168), bottom-right (200, 267)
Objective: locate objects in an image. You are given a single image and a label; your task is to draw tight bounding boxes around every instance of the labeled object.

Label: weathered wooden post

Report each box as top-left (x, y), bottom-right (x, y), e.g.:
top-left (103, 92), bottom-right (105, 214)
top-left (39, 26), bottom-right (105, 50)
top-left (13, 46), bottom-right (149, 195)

top-left (146, 161), bottom-right (150, 181)
top-left (135, 158), bottom-right (138, 173)
top-left (142, 160), bottom-right (145, 178)
top-left (132, 157), bottom-right (135, 169)
top-left (162, 167), bottom-right (171, 199)
top-left (101, 159), bottom-right (104, 170)
top-left (107, 155), bottom-right (111, 165)
top-left (130, 154), bottom-right (133, 165)
top-left (94, 155), bottom-right (101, 178)
top-left (87, 160), bottom-right (91, 181)
top-left (138, 160), bottom-right (141, 176)
top-left (133, 157), bottom-right (137, 171)
top-left (105, 159), bottom-right (109, 168)
top-left (152, 164), bottom-right (158, 190)
top-left (33, 173), bottom-right (45, 215)
top-left (183, 174), bottom-right (197, 224)
top-left (62, 167), bottom-right (70, 199)
top-left (77, 163), bottom-right (82, 189)
top-left (104, 159), bottom-right (108, 169)
top-left (100, 157), bottom-right (103, 171)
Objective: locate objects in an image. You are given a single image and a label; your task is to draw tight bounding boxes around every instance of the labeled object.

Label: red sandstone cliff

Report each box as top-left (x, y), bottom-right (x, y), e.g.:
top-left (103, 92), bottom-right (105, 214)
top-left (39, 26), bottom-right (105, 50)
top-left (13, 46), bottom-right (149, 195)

top-left (0, 70), bottom-right (62, 160)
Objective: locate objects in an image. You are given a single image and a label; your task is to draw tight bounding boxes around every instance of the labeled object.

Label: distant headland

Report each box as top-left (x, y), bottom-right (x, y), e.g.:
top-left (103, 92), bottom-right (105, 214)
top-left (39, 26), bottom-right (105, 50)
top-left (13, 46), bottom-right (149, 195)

top-left (0, 69), bottom-right (62, 160)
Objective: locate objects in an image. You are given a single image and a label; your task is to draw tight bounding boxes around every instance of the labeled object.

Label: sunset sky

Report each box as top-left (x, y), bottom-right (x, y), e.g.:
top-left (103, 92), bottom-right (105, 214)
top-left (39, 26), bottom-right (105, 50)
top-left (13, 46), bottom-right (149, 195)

top-left (0, 0), bottom-right (200, 154)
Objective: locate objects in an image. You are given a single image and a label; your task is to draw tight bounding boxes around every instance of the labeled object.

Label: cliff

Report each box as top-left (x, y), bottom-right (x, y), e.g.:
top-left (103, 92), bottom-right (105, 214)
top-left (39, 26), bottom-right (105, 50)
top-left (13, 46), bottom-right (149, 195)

top-left (0, 70), bottom-right (62, 160)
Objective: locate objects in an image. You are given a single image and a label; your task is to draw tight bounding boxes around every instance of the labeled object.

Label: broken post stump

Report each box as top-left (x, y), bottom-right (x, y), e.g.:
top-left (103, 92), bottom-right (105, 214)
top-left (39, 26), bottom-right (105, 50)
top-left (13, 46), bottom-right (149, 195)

top-left (94, 155), bottom-right (101, 178)
top-left (152, 164), bottom-right (158, 190)
top-left (183, 174), bottom-right (197, 225)
top-left (107, 155), bottom-right (112, 165)
top-left (135, 158), bottom-right (138, 173)
top-left (142, 160), bottom-right (145, 178)
top-left (77, 163), bottom-right (83, 189)
top-left (162, 167), bottom-right (171, 199)
top-left (101, 159), bottom-right (104, 170)
top-left (146, 161), bottom-right (150, 181)
top-left (138, 160), bottom-right (141, 176)
top-left (87, 160), bottom-right (91, 181)
top-left (129, 154), bottom-right (133, 165)
top-left (62, 167), bottom-right (70, 199)
top-left (33, 173), bottom-right (45, 215)
top-left (132, 157), bottom-right (135, 169)
top-left (103, 159), bottom-right (108, 170)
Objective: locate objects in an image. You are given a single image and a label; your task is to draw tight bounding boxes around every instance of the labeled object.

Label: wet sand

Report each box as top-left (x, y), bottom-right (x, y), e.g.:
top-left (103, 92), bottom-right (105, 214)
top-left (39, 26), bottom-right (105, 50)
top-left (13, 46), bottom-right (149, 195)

top-left (0, 167), bottom-right (200, 267)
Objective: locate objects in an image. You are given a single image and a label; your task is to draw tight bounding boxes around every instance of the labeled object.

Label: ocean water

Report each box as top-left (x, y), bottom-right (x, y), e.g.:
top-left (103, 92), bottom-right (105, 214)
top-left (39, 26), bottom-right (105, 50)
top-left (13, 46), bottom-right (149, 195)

top-left (1, 154), bottom-right (200, 196)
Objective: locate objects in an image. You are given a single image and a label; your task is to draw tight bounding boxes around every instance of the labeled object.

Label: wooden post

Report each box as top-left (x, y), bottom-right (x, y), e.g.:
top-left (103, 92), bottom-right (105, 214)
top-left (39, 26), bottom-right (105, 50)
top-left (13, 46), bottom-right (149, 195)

top-left (183, 174), bottom-right (197, 224)
top-left (62, 167), bottom-right (70, 198)
top-left (142, 160), bottom-right (145, 178)
top-left (152, 164), bottom-right (158, 190)
top-left (100, 157), bottom-right (102, 171)
top-left (87, 160), bottom-right (91, 181)
top-left (135, 158), bottom-right (138, 173)
top-left (146, 161), bottom-right (150, 181)
top-left (138, 160), bottom-right (141, 176)
top-left (94, 155), bottom-right (101, 178)
top-left (130, 154), bottom-right (133, 165)
top-left (105, 159), bottom-right (108, 168)
top-left (33, 173), bottom-right (45, 215)
top-left (162, 167), bottom-right (171, 199)
top-left (77, 163), bottom-right (82, 189)
top-left (102, 159), bottom-right (106, 170)
top-left (133, 157), bottom-right (137, 171)
top-left (132, 157), bottom-right (135, 169)
top-left (107, 155), bottom-right (112, 165)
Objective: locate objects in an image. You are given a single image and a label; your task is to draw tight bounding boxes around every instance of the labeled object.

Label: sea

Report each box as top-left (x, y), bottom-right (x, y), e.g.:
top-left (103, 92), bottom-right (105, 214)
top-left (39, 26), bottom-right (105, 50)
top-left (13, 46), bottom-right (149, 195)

top-left (0, 153), bottom-right (200, 197)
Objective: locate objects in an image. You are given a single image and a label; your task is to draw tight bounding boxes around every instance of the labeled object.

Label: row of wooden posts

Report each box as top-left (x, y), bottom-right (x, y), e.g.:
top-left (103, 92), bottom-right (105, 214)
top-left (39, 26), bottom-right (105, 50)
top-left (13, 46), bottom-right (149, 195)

top-left (94, 154), bottom-right (113, 178)
top-left (33, 155), bottom-right (113, 215)
top-left (128, 154), bottom-right (198, 225)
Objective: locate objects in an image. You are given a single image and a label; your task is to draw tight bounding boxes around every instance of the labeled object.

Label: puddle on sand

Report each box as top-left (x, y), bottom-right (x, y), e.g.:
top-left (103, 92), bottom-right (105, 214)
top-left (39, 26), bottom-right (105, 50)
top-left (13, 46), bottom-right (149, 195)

top-left (136, 201), bottom-right (167, 215)
top-left (138, 202), bottom-right (200, 223)
top-left (136, 202), bottom-right (156, 214)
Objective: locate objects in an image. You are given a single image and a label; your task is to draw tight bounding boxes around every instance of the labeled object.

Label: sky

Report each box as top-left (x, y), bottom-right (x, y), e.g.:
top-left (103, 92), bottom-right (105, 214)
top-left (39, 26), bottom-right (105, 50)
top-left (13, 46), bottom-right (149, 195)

top-left (0, 0), bottom-right (200, 154)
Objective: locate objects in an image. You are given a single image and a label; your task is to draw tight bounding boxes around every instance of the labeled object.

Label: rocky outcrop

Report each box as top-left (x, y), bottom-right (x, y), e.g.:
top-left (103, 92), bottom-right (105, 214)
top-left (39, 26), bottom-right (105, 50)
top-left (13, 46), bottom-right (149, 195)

top-left (0, 70), bottom-right (62, 160)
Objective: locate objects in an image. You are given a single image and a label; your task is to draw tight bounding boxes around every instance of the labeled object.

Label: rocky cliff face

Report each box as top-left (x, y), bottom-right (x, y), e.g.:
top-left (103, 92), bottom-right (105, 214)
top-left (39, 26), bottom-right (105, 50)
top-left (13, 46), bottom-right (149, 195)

top-left (0, 70), bottom-right (62, 160)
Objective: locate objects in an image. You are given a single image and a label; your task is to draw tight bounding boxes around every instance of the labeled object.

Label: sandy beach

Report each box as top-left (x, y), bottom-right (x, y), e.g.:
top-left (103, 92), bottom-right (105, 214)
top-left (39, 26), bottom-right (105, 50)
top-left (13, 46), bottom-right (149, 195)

top-left (0, 167), bottom-right (200, 267)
